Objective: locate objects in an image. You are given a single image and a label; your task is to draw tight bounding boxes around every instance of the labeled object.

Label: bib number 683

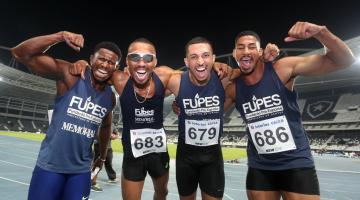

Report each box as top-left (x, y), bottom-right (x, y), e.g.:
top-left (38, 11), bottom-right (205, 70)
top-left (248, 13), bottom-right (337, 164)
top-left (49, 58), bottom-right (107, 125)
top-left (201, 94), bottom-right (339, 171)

top-left (134, 136), bottom-right (164, 150)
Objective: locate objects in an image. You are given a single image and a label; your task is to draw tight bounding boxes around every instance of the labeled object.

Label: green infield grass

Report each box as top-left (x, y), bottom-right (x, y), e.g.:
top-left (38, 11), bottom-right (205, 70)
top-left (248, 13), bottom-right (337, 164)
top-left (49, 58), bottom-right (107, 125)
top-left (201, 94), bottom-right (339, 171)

top-left (0, 131), bottom-right (246, 160)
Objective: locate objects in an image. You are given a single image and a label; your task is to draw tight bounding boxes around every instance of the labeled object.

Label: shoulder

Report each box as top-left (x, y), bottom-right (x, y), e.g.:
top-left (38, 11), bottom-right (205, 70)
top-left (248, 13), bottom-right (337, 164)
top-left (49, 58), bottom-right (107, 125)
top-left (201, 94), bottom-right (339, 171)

top-left (111, 70), bottom-right (130, 95)
top-left (112, 70), bottom-right (129, 84)
top-left (59, 60), bottom-right (81, 90)
top-left (154, 65), bottom-right (175, 77)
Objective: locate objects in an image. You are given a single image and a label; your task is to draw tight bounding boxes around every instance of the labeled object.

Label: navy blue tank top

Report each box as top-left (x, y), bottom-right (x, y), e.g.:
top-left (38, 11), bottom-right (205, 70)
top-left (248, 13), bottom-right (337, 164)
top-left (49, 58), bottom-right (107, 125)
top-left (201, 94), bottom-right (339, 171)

top-left (120, 73), bottom-right (166, 157)
top-left (235, 62), bottom-right (314, 170)
top-left (37, 69), bottom-right (113, 173)
top-left (176, 71), bottom-right (225, 152)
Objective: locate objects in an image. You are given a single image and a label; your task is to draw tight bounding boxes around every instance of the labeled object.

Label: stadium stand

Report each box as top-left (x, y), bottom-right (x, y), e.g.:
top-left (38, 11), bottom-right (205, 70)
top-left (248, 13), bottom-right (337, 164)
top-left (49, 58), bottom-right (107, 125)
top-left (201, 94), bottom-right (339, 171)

top-left (1, 37), bottom-right (360, 156)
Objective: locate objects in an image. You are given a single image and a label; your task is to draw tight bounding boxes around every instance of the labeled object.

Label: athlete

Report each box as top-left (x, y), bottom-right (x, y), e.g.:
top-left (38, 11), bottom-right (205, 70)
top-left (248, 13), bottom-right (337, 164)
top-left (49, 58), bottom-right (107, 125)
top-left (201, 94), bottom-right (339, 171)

top-left (166, 36), bottom-right (279, 200)
top-left (11, 31), bottom-right (120, 200)
top-left (224, 21), bottom-right (355, 200)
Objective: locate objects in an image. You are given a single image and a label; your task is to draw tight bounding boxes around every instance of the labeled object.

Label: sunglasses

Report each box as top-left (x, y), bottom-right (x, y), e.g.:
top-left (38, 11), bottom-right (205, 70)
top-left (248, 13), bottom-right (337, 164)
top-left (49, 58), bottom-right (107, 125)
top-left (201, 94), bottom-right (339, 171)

top-left (127, 53), bottom-right (155, 63)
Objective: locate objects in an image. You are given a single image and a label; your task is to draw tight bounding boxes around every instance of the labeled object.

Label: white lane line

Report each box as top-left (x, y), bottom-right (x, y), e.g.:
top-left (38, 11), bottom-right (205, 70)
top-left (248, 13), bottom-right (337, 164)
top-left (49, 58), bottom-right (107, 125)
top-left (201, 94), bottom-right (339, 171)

top-left (0, 146), bottom-right (38, 156)
top-left (0, 176), bottom-right (29, 186)
top-left (224, 193), bottom-right (235, 200)
top-left (318, 169), bottom-right (360, 174)
top-left (0, 160), bottom-right (33, 169)
top-left (0, 150), bottom-right (37, 161)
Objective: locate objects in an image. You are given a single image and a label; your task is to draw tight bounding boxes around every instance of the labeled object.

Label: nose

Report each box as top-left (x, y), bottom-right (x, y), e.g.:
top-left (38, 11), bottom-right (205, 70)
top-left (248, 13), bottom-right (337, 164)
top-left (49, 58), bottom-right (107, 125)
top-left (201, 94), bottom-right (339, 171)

top-left (100, 61), bottom-right (112, 68)
top-left (136, 58), bottom-right (147, 66)
top-left (243, 47), bottom-right (251, 54)
top-left (196, 56), bottom-right (205, 65)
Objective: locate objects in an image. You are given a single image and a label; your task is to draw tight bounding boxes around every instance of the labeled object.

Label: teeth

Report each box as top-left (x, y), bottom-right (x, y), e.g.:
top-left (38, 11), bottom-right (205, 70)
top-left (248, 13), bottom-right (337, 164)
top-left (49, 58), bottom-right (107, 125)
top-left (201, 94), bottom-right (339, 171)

top-left (98, 69), bottom-right (107, 74)
top-left (196, 67), bottom-right (206, 72)
top-left (244, 61), bottom-right (251, 65)
top-left (136, 71), bottom-right (147, 79)
top-left (240, 57), bottom-right (251, 61)
top-left (136, 70), bottom-right (146, 74)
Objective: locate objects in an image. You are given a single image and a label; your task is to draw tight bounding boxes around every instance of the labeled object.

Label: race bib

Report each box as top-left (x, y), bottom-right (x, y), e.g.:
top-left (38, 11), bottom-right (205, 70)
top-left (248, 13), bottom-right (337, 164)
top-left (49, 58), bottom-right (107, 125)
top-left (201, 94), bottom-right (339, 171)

top-left (248, 115), bottom-right (296, 154)
top-left (130, 128), bottom-right (166, 158)
top-left (185, 119), bottom-right (220, 146)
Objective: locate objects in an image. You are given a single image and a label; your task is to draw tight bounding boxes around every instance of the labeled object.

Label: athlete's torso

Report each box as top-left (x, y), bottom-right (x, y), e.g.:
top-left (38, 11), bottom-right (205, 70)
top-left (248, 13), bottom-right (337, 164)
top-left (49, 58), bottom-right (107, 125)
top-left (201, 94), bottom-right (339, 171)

top-left (235, 62), bottom-right (314, 170)
top-left (176, 71), bottom-right (225, 153)
top-left (120, 73), bottom-right (167, 158)
top-left (37, 69), bottom-right (113, 173)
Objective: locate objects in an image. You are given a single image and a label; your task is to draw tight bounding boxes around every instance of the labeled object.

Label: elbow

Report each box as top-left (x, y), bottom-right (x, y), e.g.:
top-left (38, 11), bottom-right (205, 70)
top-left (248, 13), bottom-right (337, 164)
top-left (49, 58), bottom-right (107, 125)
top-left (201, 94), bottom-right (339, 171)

top-left (341, 53), bottom-right (356, 69)
top-left (11, 47), bottom-right (29, 63)
top-left (347, 54), bottom-right (356, 67)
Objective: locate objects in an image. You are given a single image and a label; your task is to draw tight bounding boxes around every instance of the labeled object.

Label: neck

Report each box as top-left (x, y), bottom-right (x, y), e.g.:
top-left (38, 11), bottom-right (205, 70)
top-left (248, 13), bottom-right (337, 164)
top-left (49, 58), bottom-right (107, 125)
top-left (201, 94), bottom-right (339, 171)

top-left (133, 77), bottom-right (152, 103)
top-left (241, 61), bottom-right (265, 85)
top-left (133, 75), bottom-right (152, 90)
top-left (90, 74), bottom-right (106, 91)
top-left (189, 73), bottom-right (210, 86)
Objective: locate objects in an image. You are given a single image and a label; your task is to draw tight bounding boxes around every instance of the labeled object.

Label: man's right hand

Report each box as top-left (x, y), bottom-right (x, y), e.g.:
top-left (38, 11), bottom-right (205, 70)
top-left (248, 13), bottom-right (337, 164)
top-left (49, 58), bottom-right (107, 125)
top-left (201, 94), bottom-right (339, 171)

top-left (172, 100), bottom-right (180, 116)
top-left (61, 31), bottom-right (84, 52)
top-left (70, 60), bottom-right (89, 79)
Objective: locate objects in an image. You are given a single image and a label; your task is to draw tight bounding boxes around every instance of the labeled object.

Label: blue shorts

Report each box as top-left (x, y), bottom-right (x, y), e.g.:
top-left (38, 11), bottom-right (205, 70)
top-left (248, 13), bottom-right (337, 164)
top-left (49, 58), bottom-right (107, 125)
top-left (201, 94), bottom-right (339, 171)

top-left (246, 167), bottom-right (320, 195)
top-left (176, 144), bottom-right (224, 198)
top-left (28, 166), bottom-right (91, 200)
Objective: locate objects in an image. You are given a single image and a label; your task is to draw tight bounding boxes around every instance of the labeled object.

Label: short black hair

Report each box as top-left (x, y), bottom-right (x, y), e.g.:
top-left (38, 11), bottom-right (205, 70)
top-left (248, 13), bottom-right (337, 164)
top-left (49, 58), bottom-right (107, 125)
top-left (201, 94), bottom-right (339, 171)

top-left (94, 41), bottom-right (122, 62)
top-left (128, 38), bottom-right (156, 54)
top-left (234, 31), bottom-right (261, 46)
top-left (185, 36), bottom-right (213, 55)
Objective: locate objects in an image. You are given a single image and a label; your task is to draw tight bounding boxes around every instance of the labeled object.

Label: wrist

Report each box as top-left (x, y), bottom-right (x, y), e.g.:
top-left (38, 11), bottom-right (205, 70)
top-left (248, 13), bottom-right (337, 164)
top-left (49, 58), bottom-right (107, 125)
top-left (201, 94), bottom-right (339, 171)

top-left (313, 26), bottom-right (329, 40)
top-left (56, 31), bottom-right (66, 42)
top-left (98, 156), bottom-right (106, 162)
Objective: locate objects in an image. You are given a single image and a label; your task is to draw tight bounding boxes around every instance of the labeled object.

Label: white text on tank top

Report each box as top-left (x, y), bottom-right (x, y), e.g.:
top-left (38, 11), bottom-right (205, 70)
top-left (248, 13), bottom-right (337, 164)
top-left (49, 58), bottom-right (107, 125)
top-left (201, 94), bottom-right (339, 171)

top-left (183, 93), bottom-right (220, 146)
top-left (130, 128), bottom-right (166, 158)
top-left (243, 94), bottom-right (296, 154)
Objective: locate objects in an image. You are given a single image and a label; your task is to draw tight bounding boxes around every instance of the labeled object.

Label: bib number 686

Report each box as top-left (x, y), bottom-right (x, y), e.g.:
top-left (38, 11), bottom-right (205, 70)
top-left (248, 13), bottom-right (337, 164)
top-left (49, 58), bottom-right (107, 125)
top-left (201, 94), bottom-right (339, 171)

top-left (254, 127), bottom-right (289, 147)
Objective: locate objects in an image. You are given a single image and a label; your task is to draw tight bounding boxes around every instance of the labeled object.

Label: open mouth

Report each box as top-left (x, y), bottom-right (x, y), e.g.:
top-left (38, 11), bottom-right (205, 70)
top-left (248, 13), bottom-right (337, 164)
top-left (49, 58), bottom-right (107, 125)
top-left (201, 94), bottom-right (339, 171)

top-left (94, 68), bottom-right (109, 79)
top-left (239, 56), bottom-right (252, 69)
top-left (135, 70), bottom-right (148, 82)
top-left (194, 66), bottom-right (207, 79)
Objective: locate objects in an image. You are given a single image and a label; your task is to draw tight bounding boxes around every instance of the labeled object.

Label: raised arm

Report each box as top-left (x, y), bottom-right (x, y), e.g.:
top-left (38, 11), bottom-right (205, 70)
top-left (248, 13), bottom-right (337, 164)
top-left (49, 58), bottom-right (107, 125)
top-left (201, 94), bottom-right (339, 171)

top-left (281, 21), bottom-right (355, 77)
top-left (11, 31), bottom-right (84, 79)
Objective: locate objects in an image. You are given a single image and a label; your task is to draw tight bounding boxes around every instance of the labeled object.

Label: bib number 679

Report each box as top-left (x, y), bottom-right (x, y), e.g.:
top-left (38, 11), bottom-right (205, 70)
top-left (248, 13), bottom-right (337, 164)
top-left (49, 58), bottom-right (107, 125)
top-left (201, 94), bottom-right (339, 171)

top-left (188, 127), bottom-right (216, 140)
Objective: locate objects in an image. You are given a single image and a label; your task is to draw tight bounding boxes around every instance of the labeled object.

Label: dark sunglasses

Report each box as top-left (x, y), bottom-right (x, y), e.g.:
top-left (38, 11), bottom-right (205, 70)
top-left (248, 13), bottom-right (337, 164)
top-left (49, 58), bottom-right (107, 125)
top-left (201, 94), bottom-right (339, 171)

top-left (127, 53), bottom-right (155, 63)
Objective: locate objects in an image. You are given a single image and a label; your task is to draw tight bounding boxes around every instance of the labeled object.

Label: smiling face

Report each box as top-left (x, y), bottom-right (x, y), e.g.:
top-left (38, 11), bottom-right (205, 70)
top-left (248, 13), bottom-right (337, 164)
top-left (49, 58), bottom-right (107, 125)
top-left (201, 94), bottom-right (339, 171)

top-left (232, 35), bottom-right (263, 75)
top-left (184, 43), bottom-right (215, 86)
top-left (90, 48), bottom-right (119, 82)
top-left (126, 42), bottom-right (157, 87)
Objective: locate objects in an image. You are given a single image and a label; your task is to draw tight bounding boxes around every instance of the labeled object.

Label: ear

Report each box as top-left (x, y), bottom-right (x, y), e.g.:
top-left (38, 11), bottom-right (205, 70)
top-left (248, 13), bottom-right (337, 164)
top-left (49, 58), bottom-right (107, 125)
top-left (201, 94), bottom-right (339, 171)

top-left (212, 54), bottom-right (216, 63)
top-left (125, 57), bottom-right (129, 68)
top-left (154, 57), bottom-right (158, 67)
top-left (259, 48), bottom-right (263, 57)
top-left (232, 49), bottom-right (236, 59)
top-left (184, 57), bottom-right (189, 68)
top-left (90, 54), bottom-right (94, 65)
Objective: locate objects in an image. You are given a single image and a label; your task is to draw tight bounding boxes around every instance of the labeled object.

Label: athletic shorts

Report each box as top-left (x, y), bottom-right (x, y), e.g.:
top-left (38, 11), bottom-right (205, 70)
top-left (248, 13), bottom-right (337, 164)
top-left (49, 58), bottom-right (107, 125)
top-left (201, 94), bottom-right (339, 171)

top-left (176, 145), bottom-right (224, 198)
top-left (246, 167), bottom-right (320, 195)
top-left (122, 152), bottom-right (169, 181)
top-left (28, 166), bottom-right (91, 200)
